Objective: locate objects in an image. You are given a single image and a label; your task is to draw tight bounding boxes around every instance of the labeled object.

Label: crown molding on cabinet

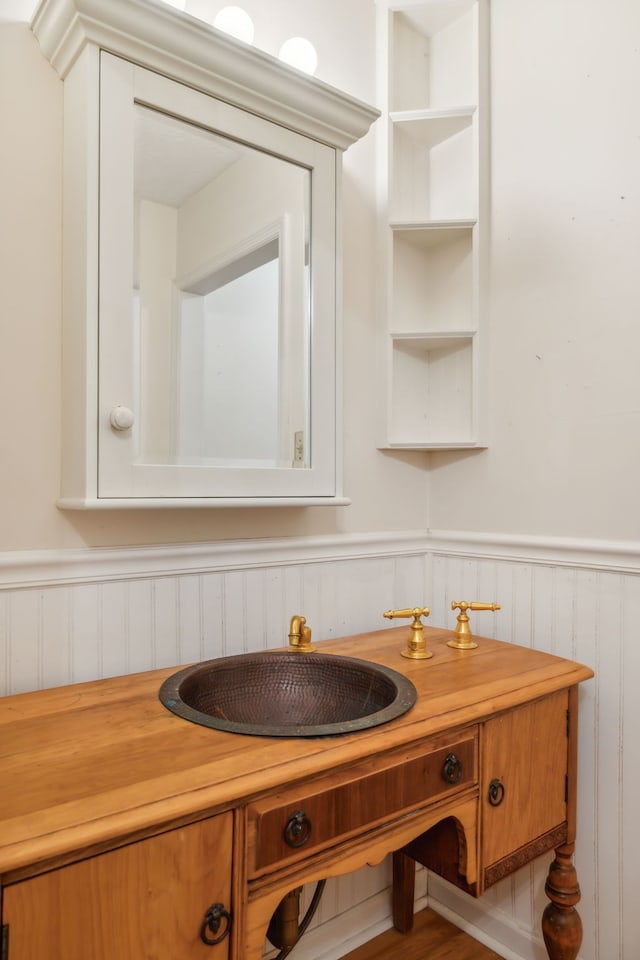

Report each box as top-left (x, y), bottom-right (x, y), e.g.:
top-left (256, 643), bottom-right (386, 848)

top-left (31, 0), bottom-right (379, 150)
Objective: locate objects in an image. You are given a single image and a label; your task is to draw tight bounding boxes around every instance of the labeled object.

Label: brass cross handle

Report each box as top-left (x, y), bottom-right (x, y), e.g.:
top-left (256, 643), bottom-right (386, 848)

top-left (448, 601), bottom-right (501, 650)
top-left (383, 606), bottom-right (432, 660)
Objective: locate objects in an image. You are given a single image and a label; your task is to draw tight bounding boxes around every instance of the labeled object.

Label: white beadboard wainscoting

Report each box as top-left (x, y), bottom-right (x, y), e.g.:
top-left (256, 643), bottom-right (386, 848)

top-left (1, 530), bottom-right (637, 960)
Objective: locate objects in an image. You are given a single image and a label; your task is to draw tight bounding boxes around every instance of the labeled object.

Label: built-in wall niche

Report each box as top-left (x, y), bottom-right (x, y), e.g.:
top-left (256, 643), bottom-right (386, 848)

top-left (388, 333), bottom-right (474, 446)
top-left (391, 225), bottom-right (474, 333)
top-left (390, 108), bottom-right (475, 222)
top-left (377, 0), bottom-right (488, 451)
top-left (390, 0), bottom-right (477, 111)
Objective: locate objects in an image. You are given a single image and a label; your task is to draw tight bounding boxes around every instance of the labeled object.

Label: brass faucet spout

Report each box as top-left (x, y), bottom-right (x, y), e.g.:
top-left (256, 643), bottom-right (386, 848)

top-left (288, 615), bottom-right (315, 652)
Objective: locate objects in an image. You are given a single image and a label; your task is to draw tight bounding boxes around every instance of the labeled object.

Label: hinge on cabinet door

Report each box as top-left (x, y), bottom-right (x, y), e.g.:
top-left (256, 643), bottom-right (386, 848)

top-left (566, 708), bottom-right (571, 737)
top-left (1, 923), bottom-right (8, 960)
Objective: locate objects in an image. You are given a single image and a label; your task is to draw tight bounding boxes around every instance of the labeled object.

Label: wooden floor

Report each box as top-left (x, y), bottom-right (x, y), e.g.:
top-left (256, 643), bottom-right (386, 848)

top-left (340, 908), bottom-right (504, 960)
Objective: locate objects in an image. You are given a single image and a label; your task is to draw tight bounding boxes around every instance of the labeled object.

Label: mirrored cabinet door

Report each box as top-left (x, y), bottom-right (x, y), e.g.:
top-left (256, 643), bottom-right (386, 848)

top-left (98, 53), bottom-right (337, 501)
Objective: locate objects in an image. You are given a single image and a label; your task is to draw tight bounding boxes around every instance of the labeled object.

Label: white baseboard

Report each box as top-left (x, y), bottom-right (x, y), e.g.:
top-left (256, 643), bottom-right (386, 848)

top-left (262, 886), bottom-right (429, 960)
top-left (427, 880), bottom-right (539, 960)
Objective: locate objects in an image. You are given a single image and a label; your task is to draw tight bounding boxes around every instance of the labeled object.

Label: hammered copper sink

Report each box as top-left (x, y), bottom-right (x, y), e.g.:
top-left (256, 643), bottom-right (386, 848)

top-left (159, 652), bottom-right (418, 737)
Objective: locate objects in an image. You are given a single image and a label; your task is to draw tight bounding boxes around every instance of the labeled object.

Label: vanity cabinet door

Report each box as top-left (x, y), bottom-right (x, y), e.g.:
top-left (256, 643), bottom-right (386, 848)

top-left (2, 813), bottom-right (233, 960)
top-left (480, 690), bottom-right (569, 887)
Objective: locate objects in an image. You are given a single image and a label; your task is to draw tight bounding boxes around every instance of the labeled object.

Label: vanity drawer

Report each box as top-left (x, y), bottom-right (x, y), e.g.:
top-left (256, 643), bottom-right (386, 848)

top-left (247, 730), bottom-right (477, 875)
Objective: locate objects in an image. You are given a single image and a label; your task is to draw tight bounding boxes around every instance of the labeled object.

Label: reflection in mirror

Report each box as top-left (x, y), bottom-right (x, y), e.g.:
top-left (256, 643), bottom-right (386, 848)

top-left (132, 104), bottom-right (311, 470)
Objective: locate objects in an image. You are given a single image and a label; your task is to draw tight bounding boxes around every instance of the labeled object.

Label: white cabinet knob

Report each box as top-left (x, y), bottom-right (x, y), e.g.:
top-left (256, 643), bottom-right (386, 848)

top-left (110, 405), bottom-right (135, 431)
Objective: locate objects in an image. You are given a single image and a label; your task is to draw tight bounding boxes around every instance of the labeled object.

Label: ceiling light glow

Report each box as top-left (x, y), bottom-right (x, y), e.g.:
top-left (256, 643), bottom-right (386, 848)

top-left (213, 6), bottom-right (255, 44)
top-left (278, 37), bottom-right (318, 76)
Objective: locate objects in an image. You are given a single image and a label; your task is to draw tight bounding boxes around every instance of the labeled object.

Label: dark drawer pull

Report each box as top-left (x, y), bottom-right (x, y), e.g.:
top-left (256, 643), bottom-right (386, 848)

top-left (442, 753), bottom-right (463, 784)
top-left (200, 902), bottom-right (232, 945)
top-left (488, 778), bottom-right (505, 806)
top-left (284, 809), bottom-right (312, 848)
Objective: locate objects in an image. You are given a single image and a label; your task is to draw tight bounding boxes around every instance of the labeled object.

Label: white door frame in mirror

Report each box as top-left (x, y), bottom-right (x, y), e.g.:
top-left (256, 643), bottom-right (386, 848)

top-left (31, 0), bottom-right (379, 508)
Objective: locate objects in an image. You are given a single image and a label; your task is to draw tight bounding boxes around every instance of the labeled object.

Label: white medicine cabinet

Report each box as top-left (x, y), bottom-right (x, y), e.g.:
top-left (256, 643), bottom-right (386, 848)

top-left (31, 0), bottom-right (378, 507)
top-left (376, 0), bottom-right (490, 449)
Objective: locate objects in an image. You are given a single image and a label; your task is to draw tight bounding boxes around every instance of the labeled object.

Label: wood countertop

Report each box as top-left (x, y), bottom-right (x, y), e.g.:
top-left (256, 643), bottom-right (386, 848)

top-left (0, 626), bottom-right (593, 880)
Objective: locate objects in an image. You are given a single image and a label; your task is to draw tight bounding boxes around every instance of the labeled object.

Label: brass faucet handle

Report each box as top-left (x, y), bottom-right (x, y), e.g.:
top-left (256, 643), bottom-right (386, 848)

top-left (382, 606), bottom-right (432, 661)
top-left (448, 601), bottom-right (501, 650)
top-left (384, 606), bottom-right (430, 621)
top-left (382, 607), bottom-right (429, 620)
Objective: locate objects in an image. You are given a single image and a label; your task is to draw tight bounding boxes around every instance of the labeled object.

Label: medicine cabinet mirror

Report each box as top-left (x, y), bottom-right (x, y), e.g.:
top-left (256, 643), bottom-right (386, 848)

top-left (31, 0), bottom-right (378, 507)
top-left (132, 99), bottom-right (311, 474)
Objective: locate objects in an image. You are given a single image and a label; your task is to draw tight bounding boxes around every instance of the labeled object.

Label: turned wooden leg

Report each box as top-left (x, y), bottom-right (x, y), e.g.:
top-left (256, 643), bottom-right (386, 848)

top-left (541, 843), bottom-right (583, 960)
top-left (392, 850), bottom-right (416, 933)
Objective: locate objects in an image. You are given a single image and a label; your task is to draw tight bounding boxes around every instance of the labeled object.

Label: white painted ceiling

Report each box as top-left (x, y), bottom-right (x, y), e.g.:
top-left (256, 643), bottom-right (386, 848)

top-left (134, 105), bottom-right (242, 208)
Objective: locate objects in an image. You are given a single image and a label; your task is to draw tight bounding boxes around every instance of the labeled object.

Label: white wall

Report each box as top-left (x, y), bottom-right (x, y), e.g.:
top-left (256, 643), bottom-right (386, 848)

top-left (428, 0), bottom-right (640, 541)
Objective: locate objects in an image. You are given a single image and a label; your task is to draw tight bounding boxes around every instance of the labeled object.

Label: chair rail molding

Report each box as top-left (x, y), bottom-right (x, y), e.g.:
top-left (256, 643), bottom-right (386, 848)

top-left (2, 530), bottom-right (640, 591)
top-left (0, 531), bottom-right (430, 589)
top-left (427, 529), bottom-right (640, 574)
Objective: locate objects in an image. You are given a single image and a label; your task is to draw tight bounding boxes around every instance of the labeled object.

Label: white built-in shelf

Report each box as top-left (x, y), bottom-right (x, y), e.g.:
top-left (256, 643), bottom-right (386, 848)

top-left (381, 441), bottom-right (487, 450)
top-left (391, 330), bottom-right (475, 345)
top-left (377, 0), bottom-right (489, 450)
top-left (390, 105), bottom-right (476, 145)
top-left (390, 218), bottom-right (476, 240)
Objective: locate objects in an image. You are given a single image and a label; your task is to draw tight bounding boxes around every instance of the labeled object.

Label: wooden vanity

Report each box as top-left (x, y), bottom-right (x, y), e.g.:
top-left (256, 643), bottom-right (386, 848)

top-left (0, 626), bottom-right (593, 960)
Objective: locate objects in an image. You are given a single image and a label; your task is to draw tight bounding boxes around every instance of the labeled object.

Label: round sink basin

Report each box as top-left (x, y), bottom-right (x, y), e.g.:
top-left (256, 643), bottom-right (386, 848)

top-left (159, 651), bottom-right (417, 738)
